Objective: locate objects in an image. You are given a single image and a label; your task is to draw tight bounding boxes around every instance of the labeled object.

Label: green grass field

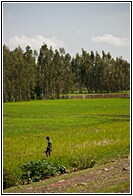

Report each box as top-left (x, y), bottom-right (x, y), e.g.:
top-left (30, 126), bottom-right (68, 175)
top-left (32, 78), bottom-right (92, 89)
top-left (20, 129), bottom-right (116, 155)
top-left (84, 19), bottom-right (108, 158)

top-left (3, 98), bottom-right (130, 181)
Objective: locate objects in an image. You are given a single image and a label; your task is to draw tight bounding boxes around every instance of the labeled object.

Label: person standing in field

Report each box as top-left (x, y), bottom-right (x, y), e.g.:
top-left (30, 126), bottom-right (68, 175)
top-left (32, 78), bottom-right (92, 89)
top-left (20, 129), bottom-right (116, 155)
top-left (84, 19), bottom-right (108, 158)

top-left (45, 136), bottom-right (52, 157)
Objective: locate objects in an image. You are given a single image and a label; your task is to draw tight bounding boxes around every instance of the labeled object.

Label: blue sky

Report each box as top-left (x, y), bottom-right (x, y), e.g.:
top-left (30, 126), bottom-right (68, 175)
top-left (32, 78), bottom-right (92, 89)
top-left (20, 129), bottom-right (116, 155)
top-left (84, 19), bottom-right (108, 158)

top-left (3, 2), bottom-right (130, 62)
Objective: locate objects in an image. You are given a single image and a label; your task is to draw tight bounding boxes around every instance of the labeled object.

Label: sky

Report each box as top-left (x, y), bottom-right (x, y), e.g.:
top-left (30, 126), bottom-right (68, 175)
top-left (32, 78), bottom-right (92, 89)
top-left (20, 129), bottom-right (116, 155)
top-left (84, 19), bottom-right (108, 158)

top-left (3, 2), bottom-right (131, 62)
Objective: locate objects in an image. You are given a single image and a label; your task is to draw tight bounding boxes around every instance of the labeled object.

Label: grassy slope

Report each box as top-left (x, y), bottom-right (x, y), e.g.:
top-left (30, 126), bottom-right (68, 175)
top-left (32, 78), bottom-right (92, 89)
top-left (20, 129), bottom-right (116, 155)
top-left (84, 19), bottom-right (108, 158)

top-left (4, 157), bottom-right (130, 193)
top-left (3, 98), bottom-right (130, 180)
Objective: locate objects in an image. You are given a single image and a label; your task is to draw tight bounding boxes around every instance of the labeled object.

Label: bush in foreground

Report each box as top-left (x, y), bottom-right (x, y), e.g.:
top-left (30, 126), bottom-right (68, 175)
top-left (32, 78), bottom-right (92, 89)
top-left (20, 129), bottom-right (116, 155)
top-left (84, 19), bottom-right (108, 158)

top-left (3, 168), bottom-right (16, 189)
top-left (20, 159), bottom-right (66, 184)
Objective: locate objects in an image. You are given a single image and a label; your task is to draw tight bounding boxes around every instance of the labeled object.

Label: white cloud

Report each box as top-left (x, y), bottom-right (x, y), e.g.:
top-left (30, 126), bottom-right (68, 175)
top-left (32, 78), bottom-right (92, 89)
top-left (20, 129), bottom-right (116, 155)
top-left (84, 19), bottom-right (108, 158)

top-left (91, 34), bottom-right (130, 47)
top-left (9, 35), bottom-right (65, 51)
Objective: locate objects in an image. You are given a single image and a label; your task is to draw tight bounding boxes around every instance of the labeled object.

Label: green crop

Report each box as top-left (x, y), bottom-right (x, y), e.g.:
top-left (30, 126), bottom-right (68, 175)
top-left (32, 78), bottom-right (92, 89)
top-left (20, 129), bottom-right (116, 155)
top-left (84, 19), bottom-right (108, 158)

top-left (3, 98), bottom-right (130, 182)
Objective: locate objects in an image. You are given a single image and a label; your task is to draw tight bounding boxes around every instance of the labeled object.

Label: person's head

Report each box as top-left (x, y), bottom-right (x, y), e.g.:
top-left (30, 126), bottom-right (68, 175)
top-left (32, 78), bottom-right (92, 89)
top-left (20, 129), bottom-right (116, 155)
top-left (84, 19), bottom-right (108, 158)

top-left (46, 136), bottom-right (50, 141)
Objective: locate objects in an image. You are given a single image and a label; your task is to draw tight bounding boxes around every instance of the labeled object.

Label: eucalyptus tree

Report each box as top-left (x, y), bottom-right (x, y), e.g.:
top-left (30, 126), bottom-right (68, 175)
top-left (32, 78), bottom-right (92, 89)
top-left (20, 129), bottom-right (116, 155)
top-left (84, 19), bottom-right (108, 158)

top-left (62, 52), bottom-right (74, 94)
top-left (3, 45), bottom-right (15, 102)
top-left (23, 46), bottom-right (36, 100)
top-left (113, 57), bottom-right (130, 92)
top-left (3, 45), bottom-right (36, 101)
top-left (122, 60), bottom-right (130, 91)
top-left (93, 51), bottom-right (103, 92)
top-left (53, 49), bottom-right (65, 98)
top-left (80, 49), bottom-right (91, 93)
top-left (102, 51), bottom-right (113, 92)
top-left (89, 50), bottom-right (95, 92)
top-left (71, 53), bottom-right (82, 92)
top-left (37, 44), bottom-right (54, 99)
top-left (3, 43), bottom-right (130, 101)
top-left (12, 46), bottom-right (26, 101)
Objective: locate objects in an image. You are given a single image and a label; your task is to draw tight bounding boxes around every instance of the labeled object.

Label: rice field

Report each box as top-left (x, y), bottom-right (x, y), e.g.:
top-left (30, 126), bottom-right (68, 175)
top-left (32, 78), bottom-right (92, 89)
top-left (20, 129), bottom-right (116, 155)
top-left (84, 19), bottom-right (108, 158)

top-left (3, 98), bottom-right (130, 180)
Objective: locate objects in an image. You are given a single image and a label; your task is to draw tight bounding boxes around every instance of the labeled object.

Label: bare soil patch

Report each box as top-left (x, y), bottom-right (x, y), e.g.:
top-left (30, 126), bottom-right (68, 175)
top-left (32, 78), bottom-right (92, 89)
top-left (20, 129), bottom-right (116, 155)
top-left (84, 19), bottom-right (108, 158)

top-left (69, 93), bottom-right (129, 99)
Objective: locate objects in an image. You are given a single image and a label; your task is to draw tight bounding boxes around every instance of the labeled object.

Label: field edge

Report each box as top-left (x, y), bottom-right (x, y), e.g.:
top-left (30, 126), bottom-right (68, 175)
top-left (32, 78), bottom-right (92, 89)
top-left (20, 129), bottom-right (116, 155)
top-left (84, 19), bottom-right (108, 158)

top-left (3, 156), bottom-right (130, 194)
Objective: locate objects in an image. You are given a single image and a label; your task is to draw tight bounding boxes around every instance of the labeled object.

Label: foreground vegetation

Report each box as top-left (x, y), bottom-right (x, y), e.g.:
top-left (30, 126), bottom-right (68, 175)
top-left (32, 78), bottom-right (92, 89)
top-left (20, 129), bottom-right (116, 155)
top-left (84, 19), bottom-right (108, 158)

top-left (3, 98), bottom-right (130, 187)
top-left (4, 157), bottom-right (130, 193)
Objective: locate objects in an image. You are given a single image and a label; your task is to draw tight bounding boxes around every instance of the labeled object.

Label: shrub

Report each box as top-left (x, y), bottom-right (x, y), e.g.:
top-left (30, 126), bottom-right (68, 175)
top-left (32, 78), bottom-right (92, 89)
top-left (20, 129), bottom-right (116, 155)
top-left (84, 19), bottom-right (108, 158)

top-left (70, 155), bottom-right (96, 170)
top-left (3, 168), bottom-right (16, 189)
top-left (20, 159), bottom-right (66, 184)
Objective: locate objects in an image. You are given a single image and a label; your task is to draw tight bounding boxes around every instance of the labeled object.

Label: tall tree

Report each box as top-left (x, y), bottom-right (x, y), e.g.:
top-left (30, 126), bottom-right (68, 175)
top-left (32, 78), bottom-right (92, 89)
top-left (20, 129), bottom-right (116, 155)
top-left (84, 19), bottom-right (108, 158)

top-left (23, 46), bottom-right (36, 100)
top-left (3, 44), bottom-right (130, 101)
top-left (71, 53), bottom-right (82, 92)
top-left (81, 49), bottom-right (91, 93)
top-left (3, 45), bottom-right (15, 101)
top-left (37, 44), bottom-right (54, 99)
top-left (102, 52), bottom-right (113, 92)
top-left (62, 52), bottom-right (74, 94)
top-left (53, 49), bottom-right (64, 98)
top-left (37, 44), bottom-right (49, 99)
top-left (13, 46), bottom-right (26, 100)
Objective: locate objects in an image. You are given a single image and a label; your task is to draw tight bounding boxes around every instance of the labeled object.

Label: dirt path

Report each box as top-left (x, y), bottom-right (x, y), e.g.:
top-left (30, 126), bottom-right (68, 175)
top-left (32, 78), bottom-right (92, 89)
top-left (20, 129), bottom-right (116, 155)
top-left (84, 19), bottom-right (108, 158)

top-left (4, 157), bottom-right (130, 193)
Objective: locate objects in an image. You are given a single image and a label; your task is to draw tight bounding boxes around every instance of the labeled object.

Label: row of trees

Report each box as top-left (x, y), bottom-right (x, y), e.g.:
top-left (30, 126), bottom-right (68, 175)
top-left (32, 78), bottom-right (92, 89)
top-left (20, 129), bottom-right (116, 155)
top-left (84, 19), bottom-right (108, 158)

top-left (3, 44), bottom-right (130, 102)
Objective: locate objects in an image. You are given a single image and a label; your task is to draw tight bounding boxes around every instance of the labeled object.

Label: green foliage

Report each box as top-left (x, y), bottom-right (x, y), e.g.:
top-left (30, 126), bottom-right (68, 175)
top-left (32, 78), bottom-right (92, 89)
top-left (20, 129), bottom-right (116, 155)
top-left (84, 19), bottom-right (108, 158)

top-left (3, 44), bottom-right (130, 102)
top-left (3, 45), bottom-right (36, 102)
top-left (3, 168), bottom-right (16, 189)
top-left (20, 159), bottom-right (66, 184)
top-left (70, 154), bottom-right (96, 170)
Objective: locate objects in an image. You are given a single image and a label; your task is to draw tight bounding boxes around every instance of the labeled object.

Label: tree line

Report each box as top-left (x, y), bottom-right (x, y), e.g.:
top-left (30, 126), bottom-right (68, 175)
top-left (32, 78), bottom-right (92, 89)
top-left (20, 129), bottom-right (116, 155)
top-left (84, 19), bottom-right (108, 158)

top-left (3, 44), bottom-right (130, 102)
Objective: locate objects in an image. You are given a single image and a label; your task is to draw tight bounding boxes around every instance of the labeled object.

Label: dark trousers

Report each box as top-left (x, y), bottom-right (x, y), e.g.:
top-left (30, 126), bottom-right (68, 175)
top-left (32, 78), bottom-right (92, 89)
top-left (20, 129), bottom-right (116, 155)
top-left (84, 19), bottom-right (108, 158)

top-left (46, 147), bottom-right (51, 156)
